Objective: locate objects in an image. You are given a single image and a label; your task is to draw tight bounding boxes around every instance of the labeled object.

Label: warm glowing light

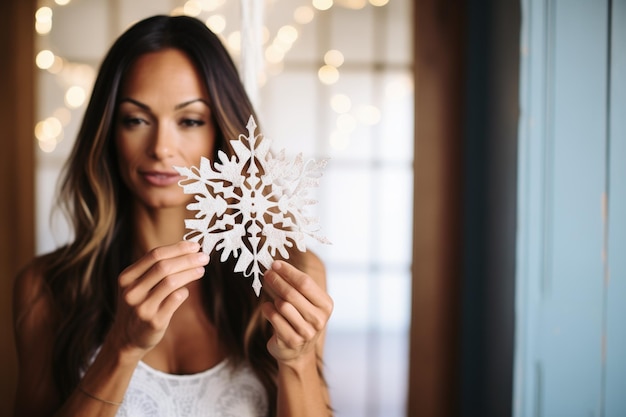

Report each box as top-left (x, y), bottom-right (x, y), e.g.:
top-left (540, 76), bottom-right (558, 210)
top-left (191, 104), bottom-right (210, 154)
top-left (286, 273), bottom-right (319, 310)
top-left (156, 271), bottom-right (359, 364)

top-left (35, 7), bottom-right (53, 35)
top-left (35, 117), bottom-right (62, 141)
top-left (330, 94), bottom-right (352, 113)
top-left (337, 114), bottom-right (357, 132)
top-left (324, 49), bottom-right (344, 67)
top-left (65, 86), bottom-right (86, 108)
top-left (34, 122), bottom-right (45, 141)
top-left (38, 139), bottom-right (57, 153)
top-left (265, 45), bottom-right (285, 64)
top-left (170, 7), bottom-right (185, 16)
top-left (44, 117), bottom-right (63, 139)
top-left (35, 20), bottom-right (52, 34)
top-left (329, 130), bottom-right (350, 150)
top-left (338, 0), bottom-right (367, 9)
top-left (294, 6), bottom-right (315, 24)
top-left (356, 105), bottom-right (381, 125)
top-left (369, 0), bottom-right (390, 6)
top-left (36, 50), bottom-right (55, 70)
top-left (227, 31), bottom-right (241, 53)
top-left (318, 65), bottom-right (339, 85)
top-left (183, 0), bottom-right (203, 16)
top-left (35, 7), bottom-right (53, 21)
top-left (34, 122), bottom-right (48, 142)
top-left (312, 0), bottom-right (333, 11)
top-left (271, 39), bottom-right (291, 54)
top-left (55, 0), bottom-right (71, 5)
top-left (276, 25), bottom-right (298, 44)
top-left (47, 56), bottom-right (64, 74)
top-left (206, 14), bottom-right (226, 33)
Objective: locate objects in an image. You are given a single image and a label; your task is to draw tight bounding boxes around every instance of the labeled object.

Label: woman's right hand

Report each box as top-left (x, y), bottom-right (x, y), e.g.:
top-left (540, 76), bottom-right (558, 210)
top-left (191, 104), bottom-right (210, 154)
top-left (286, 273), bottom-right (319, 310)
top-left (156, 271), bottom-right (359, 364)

top-left (107, 240), bottom-right (209, 356)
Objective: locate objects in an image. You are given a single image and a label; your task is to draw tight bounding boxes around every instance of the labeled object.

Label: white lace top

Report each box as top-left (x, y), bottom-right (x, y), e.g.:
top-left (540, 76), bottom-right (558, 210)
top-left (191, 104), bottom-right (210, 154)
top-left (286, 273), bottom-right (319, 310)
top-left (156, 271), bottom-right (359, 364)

top-left (115, 359), bottom-right (268, 417)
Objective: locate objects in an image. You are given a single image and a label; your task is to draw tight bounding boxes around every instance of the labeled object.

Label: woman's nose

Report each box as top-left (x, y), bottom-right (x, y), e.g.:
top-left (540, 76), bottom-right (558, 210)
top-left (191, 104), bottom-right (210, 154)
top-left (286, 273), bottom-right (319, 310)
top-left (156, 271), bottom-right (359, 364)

top-left (148, 124), bottom-right (175, 160)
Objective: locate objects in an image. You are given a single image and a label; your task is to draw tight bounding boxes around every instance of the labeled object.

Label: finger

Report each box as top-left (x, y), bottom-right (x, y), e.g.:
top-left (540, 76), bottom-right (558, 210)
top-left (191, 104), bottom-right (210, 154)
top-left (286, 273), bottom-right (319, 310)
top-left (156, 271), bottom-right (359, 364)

top-left (263, 264), bottom-right (308, 304)
top-left (260, 274), bottom-right (279, 300)
top-left (124, 252), bottom-right (208, 305)
top-left (262, 302), bottom-right (306, 348)
top-left (119, 241), bottom-right (202, 287)
top-left (268, 261), bottom-right (331, 310)
top-left (263, 263), bottom-right (332, 328)
top-left (132, 286), bottom-right (191, 335)
top-left (148, 266), bottom-right (206, 306)
top-left (263, 274), bottom-right (319, 332)
top-left (271, 298), bottom-right (318, 341)
top-left (139, 251), bottom-right (208, 292)
top-left (158, 286), bottom-right (191, 321)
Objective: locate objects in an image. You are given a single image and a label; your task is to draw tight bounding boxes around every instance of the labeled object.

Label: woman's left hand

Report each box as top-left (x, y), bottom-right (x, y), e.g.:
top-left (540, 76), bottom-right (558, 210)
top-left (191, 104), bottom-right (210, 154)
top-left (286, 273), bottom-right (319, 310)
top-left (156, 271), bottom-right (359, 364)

top-left (261, 260), bottom-right (333, 366)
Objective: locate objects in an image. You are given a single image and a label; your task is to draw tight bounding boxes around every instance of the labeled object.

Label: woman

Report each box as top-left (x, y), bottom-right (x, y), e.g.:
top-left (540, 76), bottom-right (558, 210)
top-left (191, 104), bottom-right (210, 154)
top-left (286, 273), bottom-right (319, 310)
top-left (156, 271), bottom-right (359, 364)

top-left (13, 15), bottom-right (333, 417)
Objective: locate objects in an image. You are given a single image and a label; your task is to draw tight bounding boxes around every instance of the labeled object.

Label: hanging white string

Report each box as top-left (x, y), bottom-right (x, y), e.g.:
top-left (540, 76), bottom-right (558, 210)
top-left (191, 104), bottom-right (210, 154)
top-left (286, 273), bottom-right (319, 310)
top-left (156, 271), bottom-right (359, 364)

top-left (240, 0), bottom-right (264, 109)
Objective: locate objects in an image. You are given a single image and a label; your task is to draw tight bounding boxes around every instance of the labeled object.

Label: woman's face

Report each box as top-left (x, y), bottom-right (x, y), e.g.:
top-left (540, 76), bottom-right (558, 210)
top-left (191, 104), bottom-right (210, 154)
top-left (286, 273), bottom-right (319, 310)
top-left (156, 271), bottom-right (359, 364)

top-left (115, 48), bottom-right (215, 210)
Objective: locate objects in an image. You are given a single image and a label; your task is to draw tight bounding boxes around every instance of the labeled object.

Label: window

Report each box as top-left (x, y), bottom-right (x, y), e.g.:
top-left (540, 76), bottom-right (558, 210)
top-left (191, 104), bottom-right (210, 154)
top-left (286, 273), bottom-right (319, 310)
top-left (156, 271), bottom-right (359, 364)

top-left (34, 1), bottom-right (413, 415)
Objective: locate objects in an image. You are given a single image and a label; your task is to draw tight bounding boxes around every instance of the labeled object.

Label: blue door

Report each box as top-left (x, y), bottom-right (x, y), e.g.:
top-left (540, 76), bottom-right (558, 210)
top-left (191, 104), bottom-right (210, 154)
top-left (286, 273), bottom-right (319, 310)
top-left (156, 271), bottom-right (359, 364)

top-left (514, 1), bottom-right (626, 416)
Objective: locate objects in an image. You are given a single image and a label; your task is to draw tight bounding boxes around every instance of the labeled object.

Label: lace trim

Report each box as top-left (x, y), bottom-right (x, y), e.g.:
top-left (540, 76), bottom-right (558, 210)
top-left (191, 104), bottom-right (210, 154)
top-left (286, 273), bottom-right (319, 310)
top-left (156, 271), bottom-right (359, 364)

top-left (115, 358), bottom-right (268, 417)
top-left (135, 358), bottom-right (229, 381)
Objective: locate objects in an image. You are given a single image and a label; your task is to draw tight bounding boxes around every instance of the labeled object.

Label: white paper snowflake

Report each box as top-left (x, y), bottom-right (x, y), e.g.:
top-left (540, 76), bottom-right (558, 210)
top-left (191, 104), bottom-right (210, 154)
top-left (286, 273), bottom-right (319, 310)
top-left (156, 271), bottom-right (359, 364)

top-left (174, 115), bottom-right (330, 296)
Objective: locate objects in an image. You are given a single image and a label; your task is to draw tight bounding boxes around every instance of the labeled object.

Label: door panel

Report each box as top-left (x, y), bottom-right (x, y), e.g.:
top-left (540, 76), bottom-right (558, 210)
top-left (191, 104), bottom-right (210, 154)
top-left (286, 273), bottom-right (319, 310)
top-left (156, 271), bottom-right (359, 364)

top-left (514, 0), bottom-right (626, 416)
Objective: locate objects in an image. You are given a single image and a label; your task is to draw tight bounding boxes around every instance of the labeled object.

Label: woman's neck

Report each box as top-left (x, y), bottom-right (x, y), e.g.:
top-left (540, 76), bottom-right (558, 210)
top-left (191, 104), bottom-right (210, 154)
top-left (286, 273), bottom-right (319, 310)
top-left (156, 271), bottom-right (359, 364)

top-left (131, 203), bottom-right (190, 255)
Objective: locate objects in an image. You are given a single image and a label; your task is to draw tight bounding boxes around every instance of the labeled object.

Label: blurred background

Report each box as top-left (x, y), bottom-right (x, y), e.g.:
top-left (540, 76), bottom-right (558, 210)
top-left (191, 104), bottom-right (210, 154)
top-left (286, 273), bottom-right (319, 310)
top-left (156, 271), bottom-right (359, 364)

top-left (34, 0), bottom-right (414, 416)
top-left (3, 0), bottom-right (625, 417)
top-left (6, 1), bottom-right (415, 416)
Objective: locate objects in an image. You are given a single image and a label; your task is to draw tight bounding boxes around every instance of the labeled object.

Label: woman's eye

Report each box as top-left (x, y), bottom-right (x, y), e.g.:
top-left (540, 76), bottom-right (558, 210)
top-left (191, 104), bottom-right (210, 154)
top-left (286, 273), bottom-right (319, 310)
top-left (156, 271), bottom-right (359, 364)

top-left (180, 119), bottom-right (205, 128)
top-left (121, 116), bottom-right (146, 127)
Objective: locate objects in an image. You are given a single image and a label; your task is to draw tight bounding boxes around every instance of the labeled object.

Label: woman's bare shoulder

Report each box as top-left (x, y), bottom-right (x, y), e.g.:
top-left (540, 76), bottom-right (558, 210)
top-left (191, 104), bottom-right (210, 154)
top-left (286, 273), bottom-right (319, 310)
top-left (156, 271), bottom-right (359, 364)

top-left (13, 255), bottom-right (58, 334)
top-left (13, 255), bottom-right (63, 417)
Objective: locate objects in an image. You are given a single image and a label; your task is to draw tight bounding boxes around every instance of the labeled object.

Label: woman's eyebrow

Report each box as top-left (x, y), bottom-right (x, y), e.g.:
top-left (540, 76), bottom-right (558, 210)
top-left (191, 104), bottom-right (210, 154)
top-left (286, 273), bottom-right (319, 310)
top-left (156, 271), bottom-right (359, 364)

top-left (117, 97), bottom-right (209, 111)
top-left (119, 97), bottom-right (150, 110)
top-left (174, 98), bottom-right (210, 110)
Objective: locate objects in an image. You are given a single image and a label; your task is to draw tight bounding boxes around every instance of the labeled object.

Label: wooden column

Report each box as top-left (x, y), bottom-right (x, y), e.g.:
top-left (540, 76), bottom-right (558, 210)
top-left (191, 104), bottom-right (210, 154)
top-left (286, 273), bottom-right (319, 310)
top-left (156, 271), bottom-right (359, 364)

top-left (409, 0), bottom-right (465, 416)
top-left (0, 0), bottom-right (36, 413)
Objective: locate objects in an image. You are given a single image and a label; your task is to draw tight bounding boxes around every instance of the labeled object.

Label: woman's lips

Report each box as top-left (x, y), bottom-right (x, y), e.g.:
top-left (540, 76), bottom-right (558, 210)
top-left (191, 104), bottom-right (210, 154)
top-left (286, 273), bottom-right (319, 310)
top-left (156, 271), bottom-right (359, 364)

top-left (140, 171), bottom-right (182, 186)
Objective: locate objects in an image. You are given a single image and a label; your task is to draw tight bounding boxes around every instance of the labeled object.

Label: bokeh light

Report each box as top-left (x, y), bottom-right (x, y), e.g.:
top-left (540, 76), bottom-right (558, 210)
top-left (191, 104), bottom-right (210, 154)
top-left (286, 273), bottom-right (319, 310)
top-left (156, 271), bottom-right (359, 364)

top-left (65, 86), bottom-right (86, 108)
top-left (318, 65), bottom-right (340, 85)
top-left (312, 0), bottom-right (334, 11)
top-left (294, 6), bottom-right (315, 24)
top-left (330, 94), bottom-right (352, 113)
top-left (36, 50), bottom-right (55, 70)
top-left (205, 14), bottom-right (226, 33)
top-left (324, 49), bottom-right (345, 67)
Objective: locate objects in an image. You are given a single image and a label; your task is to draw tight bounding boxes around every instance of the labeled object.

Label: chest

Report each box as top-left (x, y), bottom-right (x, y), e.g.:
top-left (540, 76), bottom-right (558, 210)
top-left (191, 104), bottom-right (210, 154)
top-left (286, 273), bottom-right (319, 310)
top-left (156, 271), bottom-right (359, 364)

top-left (117, 360), bottom-right (269, 417)
top-left (142, 302), bottom-right (225, 375)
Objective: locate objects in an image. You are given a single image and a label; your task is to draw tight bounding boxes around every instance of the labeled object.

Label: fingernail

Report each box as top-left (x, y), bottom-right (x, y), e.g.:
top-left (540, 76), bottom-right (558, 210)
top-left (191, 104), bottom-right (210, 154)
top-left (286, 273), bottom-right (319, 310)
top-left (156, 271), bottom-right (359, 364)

top-left (185, 240), bottom-right (200, 250)
top-left (196, 252), bottom-right (210, 263)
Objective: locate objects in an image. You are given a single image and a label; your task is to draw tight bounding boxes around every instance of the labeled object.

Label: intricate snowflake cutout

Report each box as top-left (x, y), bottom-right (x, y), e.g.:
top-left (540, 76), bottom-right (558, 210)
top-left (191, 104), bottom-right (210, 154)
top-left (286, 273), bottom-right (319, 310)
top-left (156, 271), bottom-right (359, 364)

top-left (174, 115), bottom-right (330, 296)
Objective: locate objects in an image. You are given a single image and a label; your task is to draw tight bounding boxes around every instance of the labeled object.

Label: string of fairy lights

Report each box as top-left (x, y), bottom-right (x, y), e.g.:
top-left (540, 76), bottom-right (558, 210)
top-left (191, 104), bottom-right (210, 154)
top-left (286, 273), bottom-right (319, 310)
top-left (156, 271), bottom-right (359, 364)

top-left (34, 0), bottom-right (391, 154)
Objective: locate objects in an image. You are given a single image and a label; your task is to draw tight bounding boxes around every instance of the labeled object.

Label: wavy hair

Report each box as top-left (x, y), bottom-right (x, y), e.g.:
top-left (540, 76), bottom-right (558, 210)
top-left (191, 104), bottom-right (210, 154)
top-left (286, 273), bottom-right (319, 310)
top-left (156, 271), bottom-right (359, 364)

top-left (42, 15), bottom-right (290, 416)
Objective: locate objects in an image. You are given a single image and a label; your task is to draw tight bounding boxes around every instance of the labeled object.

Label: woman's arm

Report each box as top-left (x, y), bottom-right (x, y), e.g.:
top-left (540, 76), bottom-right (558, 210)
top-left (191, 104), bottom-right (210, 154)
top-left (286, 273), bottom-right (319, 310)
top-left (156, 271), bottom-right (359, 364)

top-left (261, 253), bottom-right (334, 417)
top-left (13, 260), bottom-right (64, 416)
top-left (13, 241), bottom-right (209, 417)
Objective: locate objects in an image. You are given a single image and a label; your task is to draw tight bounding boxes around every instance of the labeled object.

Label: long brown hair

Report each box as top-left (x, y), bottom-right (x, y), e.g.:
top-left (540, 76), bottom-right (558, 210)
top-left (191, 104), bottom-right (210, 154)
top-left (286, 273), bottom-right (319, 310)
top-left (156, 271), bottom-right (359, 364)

top-left (42, 15), bottom-right (288, 415)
